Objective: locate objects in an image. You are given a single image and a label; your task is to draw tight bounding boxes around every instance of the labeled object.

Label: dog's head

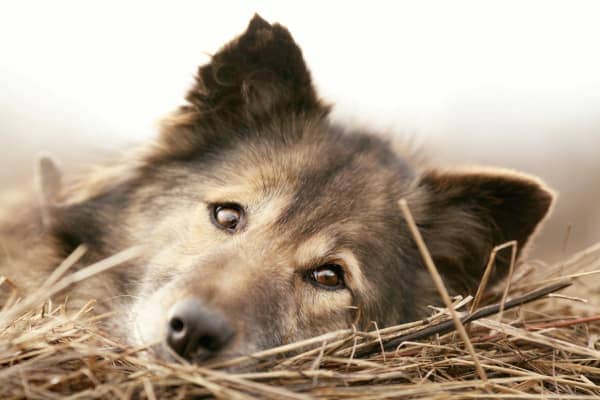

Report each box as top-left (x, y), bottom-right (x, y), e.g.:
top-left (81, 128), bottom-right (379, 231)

top-left (45, 15), bottom-right (553, 363)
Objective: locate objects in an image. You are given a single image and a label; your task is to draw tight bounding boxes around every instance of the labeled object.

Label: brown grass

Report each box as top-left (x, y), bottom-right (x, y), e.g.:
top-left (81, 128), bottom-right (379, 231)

top-left (2, 226), bottom-right (600, 398)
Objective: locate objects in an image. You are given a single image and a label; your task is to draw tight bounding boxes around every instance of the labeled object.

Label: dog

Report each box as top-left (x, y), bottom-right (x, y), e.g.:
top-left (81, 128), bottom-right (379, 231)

top-left (0, 15), bottom-right (553, 363)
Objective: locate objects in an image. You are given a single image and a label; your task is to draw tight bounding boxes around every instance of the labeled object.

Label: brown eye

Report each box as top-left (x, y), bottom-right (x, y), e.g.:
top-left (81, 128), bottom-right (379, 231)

top-left (310, 265), bottom-right (345, 290)
top-left (211, 203), bottom-right (245, 232)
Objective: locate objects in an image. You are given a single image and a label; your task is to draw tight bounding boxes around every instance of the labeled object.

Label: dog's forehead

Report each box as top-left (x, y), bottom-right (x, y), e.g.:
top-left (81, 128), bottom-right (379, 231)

top-left (211, 132), bottom-right (406, 192)
top-left (201, 131), bottom-right (414, 239)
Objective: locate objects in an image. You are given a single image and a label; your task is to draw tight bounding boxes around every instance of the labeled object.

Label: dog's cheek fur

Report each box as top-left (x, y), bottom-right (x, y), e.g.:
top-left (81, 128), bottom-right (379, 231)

top-left (292, 279), bottom-right (355, 337)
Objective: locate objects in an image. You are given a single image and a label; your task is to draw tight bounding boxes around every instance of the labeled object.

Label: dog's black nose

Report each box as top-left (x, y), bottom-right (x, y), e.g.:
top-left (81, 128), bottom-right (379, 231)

top-left (166, 299), bottom-right (234, 360)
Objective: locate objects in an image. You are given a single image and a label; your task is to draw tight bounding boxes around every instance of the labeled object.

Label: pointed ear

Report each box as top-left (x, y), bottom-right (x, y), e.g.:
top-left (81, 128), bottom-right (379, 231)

top-left (408, 167), bottom-right (554, 295)
top-left (41, 163), bottom-right (136, 255)
top-left (35, 154), bottom-right (62, 228)
top-left (188, 14), bottom-right (325, 123)
top-left (152, 14), bottom-right (328, 162)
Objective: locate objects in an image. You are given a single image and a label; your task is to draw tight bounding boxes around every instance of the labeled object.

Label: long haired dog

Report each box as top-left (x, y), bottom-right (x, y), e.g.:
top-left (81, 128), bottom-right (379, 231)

top-left (0, 15), bottom-right (553, 363)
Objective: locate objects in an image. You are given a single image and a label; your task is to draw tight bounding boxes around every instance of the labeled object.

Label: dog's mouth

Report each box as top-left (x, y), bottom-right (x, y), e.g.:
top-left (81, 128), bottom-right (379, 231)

top-left (160, 342), bottom-right (217, 364)
top-left (149, 338), bottom-right (248, 366)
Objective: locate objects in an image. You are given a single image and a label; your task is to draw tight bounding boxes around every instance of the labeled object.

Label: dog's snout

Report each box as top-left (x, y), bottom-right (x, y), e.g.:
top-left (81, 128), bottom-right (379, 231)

top-left (166, 299), bottom-right (234, 360)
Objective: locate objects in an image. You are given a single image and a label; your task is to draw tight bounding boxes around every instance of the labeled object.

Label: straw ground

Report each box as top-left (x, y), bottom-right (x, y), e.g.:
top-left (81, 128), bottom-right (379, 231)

top-left (1, 205), bottom-right (600, 399)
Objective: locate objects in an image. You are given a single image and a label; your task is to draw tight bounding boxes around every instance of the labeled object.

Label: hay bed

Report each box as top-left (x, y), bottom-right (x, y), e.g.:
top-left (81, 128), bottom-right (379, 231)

top-left (2, 237), bottom-right (600, 399)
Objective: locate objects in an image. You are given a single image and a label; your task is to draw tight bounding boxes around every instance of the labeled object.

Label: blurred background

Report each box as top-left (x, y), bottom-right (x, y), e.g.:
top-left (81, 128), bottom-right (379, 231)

top-left (1, 1), bottom-right (599, 262)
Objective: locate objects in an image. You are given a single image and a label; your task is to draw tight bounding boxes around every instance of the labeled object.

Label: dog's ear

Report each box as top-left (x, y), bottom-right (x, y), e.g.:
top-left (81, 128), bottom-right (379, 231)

top-left (187, 14), bottom-right (325, 121)
top-left (39, 162), bottom-right (137, 256)
top-left (152, 14), bottom-right (328, 162)
top-left (407, 168), bottom-right (554, 295)
top-left (35, 154), bottom-right (62, 227)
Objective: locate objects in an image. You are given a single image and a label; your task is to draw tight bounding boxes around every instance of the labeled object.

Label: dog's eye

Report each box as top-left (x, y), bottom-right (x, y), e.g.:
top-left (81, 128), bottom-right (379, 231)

top-left (211, 203), bottom-right (245, 232)
top-left (309, 265), bottom-right (345, 290)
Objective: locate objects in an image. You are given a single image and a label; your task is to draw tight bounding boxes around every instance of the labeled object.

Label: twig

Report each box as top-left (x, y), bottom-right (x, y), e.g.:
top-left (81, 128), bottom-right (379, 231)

top-left (525, 315), bottom-right (600, 331)
top-left (399, 198), bottom-right (488, 383)
top-left (354, 280), bottom-right (572, 356)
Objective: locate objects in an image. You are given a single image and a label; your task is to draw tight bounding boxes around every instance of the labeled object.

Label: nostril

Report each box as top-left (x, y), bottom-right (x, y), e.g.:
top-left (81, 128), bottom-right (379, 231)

top-left (170, 317), bottom-right (185, 333)
top-left (198, 334), bottom-right (221, 351)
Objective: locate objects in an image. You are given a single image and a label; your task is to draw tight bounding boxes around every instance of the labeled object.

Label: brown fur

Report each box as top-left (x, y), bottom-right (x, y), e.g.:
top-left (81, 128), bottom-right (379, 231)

top-left (0, 15), bottom-right (553, 362)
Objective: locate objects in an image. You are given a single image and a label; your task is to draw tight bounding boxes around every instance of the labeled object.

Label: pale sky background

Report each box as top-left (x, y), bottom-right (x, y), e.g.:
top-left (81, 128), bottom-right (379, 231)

top-left (1, 1), bottom-right (599, 260)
